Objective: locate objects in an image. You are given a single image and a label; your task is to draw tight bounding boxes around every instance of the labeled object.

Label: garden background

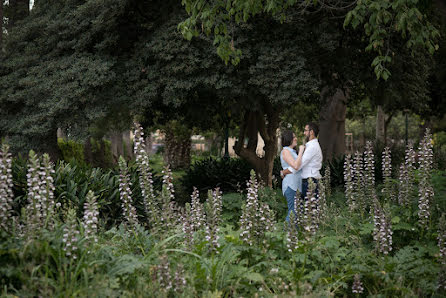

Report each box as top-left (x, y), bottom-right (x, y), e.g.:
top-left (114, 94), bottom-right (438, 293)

top-left (1, 0), bottom-right (446, 296)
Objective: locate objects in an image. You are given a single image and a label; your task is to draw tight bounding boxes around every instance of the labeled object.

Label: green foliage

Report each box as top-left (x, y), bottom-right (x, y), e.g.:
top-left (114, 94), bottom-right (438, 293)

top-left (57, 138), bottom-right (85, 166)
top-left (181, 156), bottom-right (282, 195)
top-left (2, 147), bottom-right (446, 296)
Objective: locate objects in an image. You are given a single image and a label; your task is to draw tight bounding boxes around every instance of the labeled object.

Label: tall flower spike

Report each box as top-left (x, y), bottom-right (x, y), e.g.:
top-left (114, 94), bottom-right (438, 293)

top-left (206, 187), bottom-right (222, 252)
top-left (398, 143), bottom-right (416, 206)
top-left (190, 187), bottom-right (205, 231)
top-left (0, 144), bottom-right (14, 232)
top-left (182, 203), bottom-right (194, 249)
top-left (40, 154), bottom-right (56, 230)
top-left (352, 274), bottom-right (364, 294)
top-left (398, 163), bottom-right (409, 206)
top-left (239, 171), bottom-right (260, 246)
top-left (133, 122), bottom-right (157, 226)
top-left (286, 212), bottom-right (299, 252)
top-left (302, 178), bottom-right (319, 238)
top-left (155, 255), bottom-right (172, 292)
top-left (25, 150), bottom-right (43, 236)
top-left (372, 198), bottom-right (393, 255)
top-left (344, 154), bottom-right (356, 211)
top-left (363, 141), bottom-right (376, 203)
top-left (118, 156), bottom-right (139, 228)
top-left (324, 165), bottom-right (331, 198)
top-left (159, 166), bottom-right (179, 233)
top-left (82, 190), bottom-right (99, 246)
top-left (353, 151), bottom-right (365, 212)
top-left (418, 129), bottom-right (434, 228)
top-left (174, 264), bottom-right (187, 293)
top-left (318, 177), bottom-right (327, 222)
top-left (63, 208), bottom-right (80, 260)
top-left (382, 147), bottom-right (393, 201)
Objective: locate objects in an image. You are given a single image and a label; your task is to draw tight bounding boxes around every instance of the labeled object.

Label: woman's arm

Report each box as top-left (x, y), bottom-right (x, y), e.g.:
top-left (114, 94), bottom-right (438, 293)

top-left (282, 147), bottom-right (303, 170)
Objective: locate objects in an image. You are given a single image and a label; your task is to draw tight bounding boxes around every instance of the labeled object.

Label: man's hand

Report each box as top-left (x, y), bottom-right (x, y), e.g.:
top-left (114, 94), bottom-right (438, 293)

top-left (281, 168), bottom-right (292, 178)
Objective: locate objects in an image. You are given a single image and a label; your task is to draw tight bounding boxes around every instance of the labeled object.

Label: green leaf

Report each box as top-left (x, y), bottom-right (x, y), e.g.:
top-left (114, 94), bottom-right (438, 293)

top-left (391, 216), bottom-right (400, 224)
top-left (244, 272), bottom-right (264, 282)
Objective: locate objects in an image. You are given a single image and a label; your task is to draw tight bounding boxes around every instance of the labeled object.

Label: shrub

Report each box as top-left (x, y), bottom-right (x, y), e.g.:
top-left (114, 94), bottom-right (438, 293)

top-left (181, 156), bottom-right (283, 196)
top-left (57, 138), bottom-right (85, 166)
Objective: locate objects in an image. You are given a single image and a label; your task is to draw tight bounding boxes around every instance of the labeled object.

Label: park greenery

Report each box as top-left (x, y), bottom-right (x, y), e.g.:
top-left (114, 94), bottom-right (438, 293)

top-left (1, 125), bottom-right (446, 296)
top-left (1, 0), bottom-right (446, 296)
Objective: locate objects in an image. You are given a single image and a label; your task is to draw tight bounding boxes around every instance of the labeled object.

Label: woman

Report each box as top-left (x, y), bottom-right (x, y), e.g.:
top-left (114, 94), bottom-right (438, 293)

top-left (280, 130), bottom-right (303, 222)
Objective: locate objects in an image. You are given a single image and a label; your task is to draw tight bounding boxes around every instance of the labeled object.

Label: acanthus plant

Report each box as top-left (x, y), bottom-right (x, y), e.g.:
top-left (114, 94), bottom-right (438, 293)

top-left (82, 190), bottom-right (99, 246)
top-left (0, 144), bottom-right (14, 233)
top-left (133, 122), bottom-right (158, 228)
top-left (239, 171), bottom-right (276, 247)
top-left (363, 141), bottom-right (376, 206)
top-left (118, 156), bottom-right (139, 229)
top-left (344, 154), bottom-right (356, 211)
top-left (382, 146), bottom-right (394, 201)
top-left (418, 129), bottom-right (434, 228)
top-left (398, 144), bottom-right (417, 206)
top-left (206, 187), bottom-right (222, 252)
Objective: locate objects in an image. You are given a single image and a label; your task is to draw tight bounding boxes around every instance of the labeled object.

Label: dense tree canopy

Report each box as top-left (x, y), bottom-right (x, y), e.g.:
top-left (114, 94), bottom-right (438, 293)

top-left (0, 0), bottom-right (444, 185)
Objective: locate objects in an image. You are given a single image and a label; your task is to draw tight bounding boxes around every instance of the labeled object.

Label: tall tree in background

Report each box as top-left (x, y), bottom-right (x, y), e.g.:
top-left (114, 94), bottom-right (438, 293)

top-left (179, 0), bottom-right (441, 161)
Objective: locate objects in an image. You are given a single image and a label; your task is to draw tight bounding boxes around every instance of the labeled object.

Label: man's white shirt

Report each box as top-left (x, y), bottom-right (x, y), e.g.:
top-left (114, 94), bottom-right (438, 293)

top-left (288, 139), bottom-right (323, 179)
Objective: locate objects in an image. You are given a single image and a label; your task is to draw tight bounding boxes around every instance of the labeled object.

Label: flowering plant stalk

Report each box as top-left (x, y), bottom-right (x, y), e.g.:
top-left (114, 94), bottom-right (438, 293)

top-left (372, 198), bottom-right (393, 255)
top-left (353, 151), bottom-right (366, 213)
top-left (63, 208), bottom-right (81, 260)
top-left (286, 212), bottom-right (299, 252)
top-left (323, 165), bottom-right (331, 198)
top-left (159, 166), bottom-right (179, 233)
top-left (82, 190), bottom-right (99, 246)
top-left (239, 171), bottom-right (275, 246)
top-left (40, 153), bottom-right (56, 230)
top-left (398, 144), bottom-right (416, 206)
top-left (344, 154), bottom-right (356, 211)
top-left (363, 141), bottom-right (376, 205)
top-left (382, 147), bottom-right (394, 201)
top-left (302, 178), bottom-right (319, 238)
top-left (418, 129), bottom-right (434, 228)
top-left (352, 274), bottom-right (364, 294)
top-left (25, 150), bottom-right (43, 237)
top-left (206, 187), bottom-right (222, 252)
top-left (118, 156), bottom-right (139, 229)
top-left (133, 122), bottom-right (158, 228)
top-left (0, 144), bottom-right (14, 232)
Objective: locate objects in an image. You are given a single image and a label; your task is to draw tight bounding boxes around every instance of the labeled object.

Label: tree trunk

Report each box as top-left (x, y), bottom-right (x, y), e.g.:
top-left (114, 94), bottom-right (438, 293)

top-left (163, 121), bottom-right (192, 170)
top-left (122, 130), bottom-right (133, 160)
top-left (318, 87), bottom-right (347, 160)
top-left (234, 99), bottom-right (280, 187)
top-left (376, 105), bottom-right (386, 146)
top-left (110, 131), bottom-right (123, 163)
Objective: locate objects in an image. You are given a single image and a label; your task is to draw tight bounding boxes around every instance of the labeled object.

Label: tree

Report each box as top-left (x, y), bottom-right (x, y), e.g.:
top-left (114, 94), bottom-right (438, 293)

top-left (0, 0), bottom-right (141, 159)
top-left (178, 0), bottom-right (441, 162)
top-left (128, 8), bottom-right (319, 185)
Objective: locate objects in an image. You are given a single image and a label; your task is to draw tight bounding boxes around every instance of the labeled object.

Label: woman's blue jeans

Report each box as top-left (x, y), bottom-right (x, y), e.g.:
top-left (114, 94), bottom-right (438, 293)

top-left (284, 187), bottom-right (296, 222)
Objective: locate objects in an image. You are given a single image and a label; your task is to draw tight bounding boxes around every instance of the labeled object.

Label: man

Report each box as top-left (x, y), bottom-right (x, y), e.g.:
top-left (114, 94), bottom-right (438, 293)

top-left (281, 122), bottom-right (323, 199)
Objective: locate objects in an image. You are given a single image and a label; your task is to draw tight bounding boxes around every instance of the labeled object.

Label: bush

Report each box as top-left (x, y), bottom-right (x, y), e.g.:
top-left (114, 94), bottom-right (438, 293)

top-left (57, 138), bottom-right (85, 166)
top-left (181, 156), bottom-right (283, 197)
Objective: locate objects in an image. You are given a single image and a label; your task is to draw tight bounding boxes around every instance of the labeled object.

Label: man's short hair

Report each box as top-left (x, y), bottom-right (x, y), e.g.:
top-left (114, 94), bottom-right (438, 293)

top-left (281, 130), bottom-right (294, 147)
top-left (307, 122), bottom-right (319, 137)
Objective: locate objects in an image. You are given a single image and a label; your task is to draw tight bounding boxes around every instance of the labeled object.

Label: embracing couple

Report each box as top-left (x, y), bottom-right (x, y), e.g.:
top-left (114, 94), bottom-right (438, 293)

top-left (280, 122), bottom-right (323, 222)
